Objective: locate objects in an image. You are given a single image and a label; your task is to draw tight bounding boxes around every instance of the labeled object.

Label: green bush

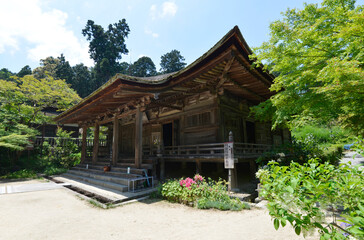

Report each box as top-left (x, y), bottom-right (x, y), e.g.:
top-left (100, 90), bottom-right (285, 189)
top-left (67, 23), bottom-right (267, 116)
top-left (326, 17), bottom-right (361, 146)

top-left (161, 175), bottom-right (249, 211)
top-left (196, 197), bottom-right (249, 211)
top-left (0, 169), bottom-right (37, 179)
top-left (256, 159), bottom-right (364, 239)
top-left (42, 128), bottom-right (81, 169)
top-left (43, 166), bottom-right (67, 176)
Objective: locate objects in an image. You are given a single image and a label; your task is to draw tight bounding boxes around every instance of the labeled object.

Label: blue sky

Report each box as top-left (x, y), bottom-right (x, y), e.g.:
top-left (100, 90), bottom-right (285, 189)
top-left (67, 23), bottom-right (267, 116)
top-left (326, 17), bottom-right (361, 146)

top-left (0, 0), bottom-right (345, 73)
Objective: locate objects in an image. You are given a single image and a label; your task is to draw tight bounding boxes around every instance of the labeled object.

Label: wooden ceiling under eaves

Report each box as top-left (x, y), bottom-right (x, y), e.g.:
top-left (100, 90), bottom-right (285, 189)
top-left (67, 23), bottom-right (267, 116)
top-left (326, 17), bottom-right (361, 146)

top-left (55, 26), bottom-right (275, 125)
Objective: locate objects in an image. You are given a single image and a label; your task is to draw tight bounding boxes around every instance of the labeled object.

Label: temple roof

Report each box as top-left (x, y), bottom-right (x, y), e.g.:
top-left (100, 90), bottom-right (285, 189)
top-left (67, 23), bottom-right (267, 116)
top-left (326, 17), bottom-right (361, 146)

top-left (55, 26), bottom-right (275, 125)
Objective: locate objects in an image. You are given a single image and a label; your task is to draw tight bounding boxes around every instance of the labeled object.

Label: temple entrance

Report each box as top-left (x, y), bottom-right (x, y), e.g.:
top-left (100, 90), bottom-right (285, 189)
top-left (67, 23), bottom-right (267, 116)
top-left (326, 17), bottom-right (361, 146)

top-left (163, 123), bottom-right (173, 147)
top-left (246, 121), bottom-right (256, 143)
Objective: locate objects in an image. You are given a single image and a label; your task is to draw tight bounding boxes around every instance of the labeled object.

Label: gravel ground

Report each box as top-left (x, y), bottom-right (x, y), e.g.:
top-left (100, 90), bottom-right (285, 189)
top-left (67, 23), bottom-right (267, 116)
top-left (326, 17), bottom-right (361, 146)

top-left (0, 180), bottom-right (319, 240)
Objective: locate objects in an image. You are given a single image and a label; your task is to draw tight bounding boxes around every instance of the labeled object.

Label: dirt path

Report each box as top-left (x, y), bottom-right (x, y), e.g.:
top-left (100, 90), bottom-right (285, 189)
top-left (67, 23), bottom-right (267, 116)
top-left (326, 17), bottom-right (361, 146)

top-left (0, 180), bottom-right (318, 240)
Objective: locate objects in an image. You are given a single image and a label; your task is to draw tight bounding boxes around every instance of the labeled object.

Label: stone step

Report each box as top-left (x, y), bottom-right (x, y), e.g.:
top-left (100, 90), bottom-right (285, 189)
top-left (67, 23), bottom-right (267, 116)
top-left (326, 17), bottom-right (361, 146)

top-left (78, 163), bottom-right (146, 175)
top-left (62, 172), bottom-right (129, 192)
top-left (67, 169), bottom-right (143, 187)
top-left (72, 166), bottom-right (141, 179)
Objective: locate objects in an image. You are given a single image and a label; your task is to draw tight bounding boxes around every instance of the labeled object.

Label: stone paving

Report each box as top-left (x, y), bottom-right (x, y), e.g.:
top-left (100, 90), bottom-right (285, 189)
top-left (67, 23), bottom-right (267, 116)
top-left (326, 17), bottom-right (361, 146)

top-left (340, 151), bottom-right (364, 169)
top-left (0, 181), bottom-right (68, 194)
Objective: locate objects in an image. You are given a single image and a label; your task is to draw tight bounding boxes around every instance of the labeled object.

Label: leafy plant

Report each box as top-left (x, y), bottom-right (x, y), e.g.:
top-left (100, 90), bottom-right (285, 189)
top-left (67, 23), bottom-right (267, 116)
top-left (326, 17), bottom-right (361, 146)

top-left (257, 159), bottom-right (364, 239)
top-left (42, 128), bottom-right (81, 169)
top-left (0, 169), bottom-right (37, 179)
top-left (161, 174), bottom-right (248, 211)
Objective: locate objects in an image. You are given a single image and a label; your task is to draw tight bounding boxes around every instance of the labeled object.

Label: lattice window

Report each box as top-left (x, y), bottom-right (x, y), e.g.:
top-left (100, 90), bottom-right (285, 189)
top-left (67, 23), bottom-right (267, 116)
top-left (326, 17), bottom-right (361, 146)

top-left (186, 112), bottom-right (211, 127)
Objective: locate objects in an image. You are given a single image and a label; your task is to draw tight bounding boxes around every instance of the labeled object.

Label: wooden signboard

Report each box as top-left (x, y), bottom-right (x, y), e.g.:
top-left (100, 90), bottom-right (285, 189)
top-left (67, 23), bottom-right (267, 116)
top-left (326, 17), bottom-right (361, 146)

top-left (224, 142), bottom-right (234, 169)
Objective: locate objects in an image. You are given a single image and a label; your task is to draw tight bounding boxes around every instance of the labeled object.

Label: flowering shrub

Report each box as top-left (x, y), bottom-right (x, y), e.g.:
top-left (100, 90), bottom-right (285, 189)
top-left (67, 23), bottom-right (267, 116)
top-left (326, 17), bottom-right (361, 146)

top-left (161, 174), bottom-right (248, 211)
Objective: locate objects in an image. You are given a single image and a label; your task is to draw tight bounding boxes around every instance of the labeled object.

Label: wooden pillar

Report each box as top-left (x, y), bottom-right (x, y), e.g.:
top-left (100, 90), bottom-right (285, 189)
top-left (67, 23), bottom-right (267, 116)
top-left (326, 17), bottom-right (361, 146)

top-left (249, 159), bottom-right (257, 179)
top-left (231, 168), bottom-right (238, 190)
top-left (243, 118), bottom-right (247, 143)
top-left (160, 158), bottom-right (165, 180)
top-left (81, 125), bottom-right (87, 163)
top-left (196, 160), bottom-right (201, 174)
top-left (92, 121), bottom-right (99, 164)
top-left (135, 107), bottom-right (143, 169)
top-left (112, 116), bottom-right (119, 166)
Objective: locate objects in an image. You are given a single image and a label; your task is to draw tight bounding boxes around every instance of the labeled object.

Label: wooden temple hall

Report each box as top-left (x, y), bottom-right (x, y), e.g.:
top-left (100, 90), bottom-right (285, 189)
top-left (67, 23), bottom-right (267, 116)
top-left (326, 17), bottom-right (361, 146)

top-left (55, 26), bottom-right (290, 187)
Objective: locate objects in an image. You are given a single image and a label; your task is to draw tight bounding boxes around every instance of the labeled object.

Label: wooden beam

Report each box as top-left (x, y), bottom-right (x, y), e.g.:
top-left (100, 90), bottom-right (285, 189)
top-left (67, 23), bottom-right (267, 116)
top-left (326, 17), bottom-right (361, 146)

top-left (81, 125), bottom-right (87, 163)
top-left (112, 116), bottom-right (119, 166)
top-left (225, 75), bottom-right (265, 101)
top-left (134, 107), bottom-right (143, 169)
top-left (234, 55), bottom-right (272, 87)
top-left (216, 57), bottom-right (236, 89)
top-left (92, 121), bottom-right (100, 164)
top-left (148, 101), bottom-right (183, 111)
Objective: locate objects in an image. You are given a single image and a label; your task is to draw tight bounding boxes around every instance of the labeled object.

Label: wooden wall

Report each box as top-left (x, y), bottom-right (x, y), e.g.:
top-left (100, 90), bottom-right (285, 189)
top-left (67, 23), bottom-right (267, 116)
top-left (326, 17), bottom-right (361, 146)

top-left (114, 90), bottom-right (289, 155)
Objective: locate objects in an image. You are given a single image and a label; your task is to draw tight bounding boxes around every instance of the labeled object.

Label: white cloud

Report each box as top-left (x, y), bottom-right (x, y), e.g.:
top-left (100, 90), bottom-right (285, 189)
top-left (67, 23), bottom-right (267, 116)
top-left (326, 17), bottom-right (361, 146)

top-left (0, 0), bottom-right (93, 67)
top-left (161, 2), bottom-right (177, 18)
top-left (149, 1), bottom-right (177, 20)
top-left (145, 29), bottom-right (159, 38)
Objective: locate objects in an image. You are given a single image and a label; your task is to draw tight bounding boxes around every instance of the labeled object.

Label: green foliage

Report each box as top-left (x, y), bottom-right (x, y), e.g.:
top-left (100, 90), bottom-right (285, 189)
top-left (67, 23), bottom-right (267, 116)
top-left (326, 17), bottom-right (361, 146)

top-left (82, 19), bottom-right (130, 87)
top-left (257, 139), bottom-right (343, 167)
top-left (43, 166), bottom-right (67, 176)
top-left (292, 124), bottom-right (354, 147)
top-left (251, 0), bottom-right (364, 136)
top-left (72, 63), bottom-right (92, 98)
top-left (161, 175), bottom-right (248, 211)
top-left (129, 56), bottom-right (157, 77)
top-left (257, 159), bottom-right (364, 239)
top-left (0, 68), bottom-right (15, 80)
top-left (0, 169), bottom-right (37, 179)
top-left (160, 49), bottom-right (187, 73)
top-left (196, 197), bottom-right (249, 211)
top-left (42, 128), bottom-right (81, 169)
top-left (17, 65), bottom-right (32, 77)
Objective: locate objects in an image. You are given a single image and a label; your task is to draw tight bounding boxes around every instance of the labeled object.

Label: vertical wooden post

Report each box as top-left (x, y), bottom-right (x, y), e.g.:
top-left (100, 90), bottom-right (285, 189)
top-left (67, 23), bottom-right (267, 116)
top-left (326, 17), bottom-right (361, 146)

top-left (228, 131), bottom-right (238, 191)
top-left (160, 158), bottom-right (165, 180)
top-left (243, 118), bottom-right (248, 143)
top-left (196, 159), bottom-right (201, 174)
top-left (135, 107), bottom-right (143, 169)
top-left (112, 116), bottom-right (119, 166)
top-left (249, 159), bottom-right (257, 179)
top-left (81, 125), bottom-right (87, 163)
top-left (92, 121), bottom-right (99, 164)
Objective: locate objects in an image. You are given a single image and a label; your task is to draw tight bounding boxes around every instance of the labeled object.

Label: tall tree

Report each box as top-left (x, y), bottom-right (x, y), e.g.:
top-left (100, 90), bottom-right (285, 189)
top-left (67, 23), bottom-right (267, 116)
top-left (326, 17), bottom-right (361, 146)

top-left (160, 49), bottom-right (187, 73)
top-left (129, 56), bottom-right (157, 77)
top-left (251, 0), bottom-right (364, 136)
top-left (72, 63), bottom-right (92, 98)
top-left (17, 65), bottom-right (32, 77)
top-left (55, 54), bottom-right (74, 85)
top-left (82, 19), bottom-right (130, 86)
top-left (32, 56), bottom-right (59, 79)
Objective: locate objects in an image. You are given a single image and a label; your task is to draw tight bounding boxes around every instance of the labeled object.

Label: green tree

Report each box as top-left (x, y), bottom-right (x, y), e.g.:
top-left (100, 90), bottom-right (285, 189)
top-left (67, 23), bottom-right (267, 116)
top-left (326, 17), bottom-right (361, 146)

top-left (32, 56), bottom-right (59, 79)
top-left (118, 61), bottom-right (130, 75)
top-left (250, 0), bottom-right (364, 136)
top-left (72, 63), bottom-right (92, 98)
top-left (0, 68), bottom-right (14, 81)
top-left (82, 19), bottom-right (130, 86)
top-left (17, 65), bottom-right (32, 77)
top-left (0, 75), bottom-right (80, 163)
top-left (129, 56), bottom-right (157, 77)
top-left (160, 49), bottom-right (187, 73)
top-left (55, 54), bottom-right (74, 85)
